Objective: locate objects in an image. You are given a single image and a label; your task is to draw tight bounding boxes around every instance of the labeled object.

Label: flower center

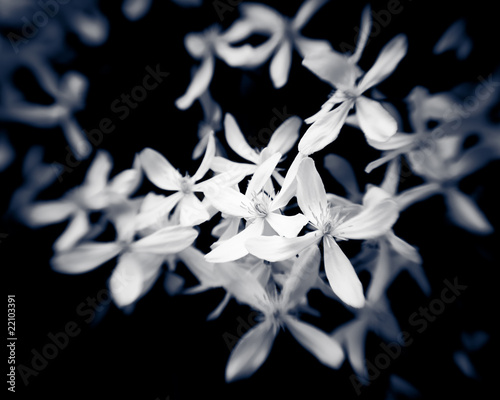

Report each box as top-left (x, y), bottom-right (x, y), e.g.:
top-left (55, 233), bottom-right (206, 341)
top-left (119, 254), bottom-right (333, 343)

top-left (179, 176), bottom-right (193, 194)
top-left (242, 192), bottom-right (270, 219)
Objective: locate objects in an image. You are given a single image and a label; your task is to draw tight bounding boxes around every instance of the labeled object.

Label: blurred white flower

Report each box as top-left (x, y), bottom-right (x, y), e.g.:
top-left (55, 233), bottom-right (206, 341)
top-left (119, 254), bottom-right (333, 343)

top-left (299, 6), bottom-right (407, 155)
top-left (433, 19), bottom-right (472, 60)
top-left (218, 0), bottom-right (331, 88)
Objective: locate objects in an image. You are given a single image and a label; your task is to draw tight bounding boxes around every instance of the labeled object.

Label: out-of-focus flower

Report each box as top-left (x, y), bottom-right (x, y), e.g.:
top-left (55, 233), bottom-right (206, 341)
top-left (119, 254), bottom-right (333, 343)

top-left (21, 150), bottom-right (141, 252)
top-left (223, 246), bottom-right (344, 382)
top-left (218, 0), bottom-right (331, 88)
top-left (385, 375), bottom-right (420, 400)
top-left (51, 201), bottom-right (198, 309)
top-left (211, 113), bottom-right (301, 185)
top-left (204, 152), bottom-right (308, 262)
top-left (433, 19), bottom-right (472, 60)
top-left (122, 0), bottom-right (153, 21)
top-left (299, 6), bottom-right (407, 155)
top-left (247, 157), bottom-right (399, 308)
top-left (0, 70), bottom-right (92, 159)
top-left (453, 330), bottom-right (489, 379)
top-left (192, 90), bottom-right (224, 160)
top-left (175, 26), bottom-right (228, 110)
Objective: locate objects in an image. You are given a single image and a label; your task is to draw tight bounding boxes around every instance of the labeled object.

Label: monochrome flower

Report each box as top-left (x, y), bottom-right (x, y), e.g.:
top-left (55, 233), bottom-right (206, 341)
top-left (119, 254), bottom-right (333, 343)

top-left (246, 157), bottom-right (399, 308)
top-left (299, 6), bottom-right (407, 155)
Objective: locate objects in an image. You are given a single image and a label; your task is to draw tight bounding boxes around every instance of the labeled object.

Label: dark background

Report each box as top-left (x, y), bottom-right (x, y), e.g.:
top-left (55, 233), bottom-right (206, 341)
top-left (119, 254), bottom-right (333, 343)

top-left (2, 0), bottom-right (498, 399)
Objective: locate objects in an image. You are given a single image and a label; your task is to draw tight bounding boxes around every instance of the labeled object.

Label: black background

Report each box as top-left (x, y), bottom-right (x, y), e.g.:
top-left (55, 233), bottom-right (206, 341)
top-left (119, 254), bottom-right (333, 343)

top-left (2, 0), bottom-right (499, 399)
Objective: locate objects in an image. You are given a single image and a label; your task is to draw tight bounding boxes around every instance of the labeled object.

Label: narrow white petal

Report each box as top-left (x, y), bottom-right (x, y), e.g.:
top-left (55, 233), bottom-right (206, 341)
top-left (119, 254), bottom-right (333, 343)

top-left (385, 230), bottom-right (422, 264)
top-left (109, 252), bottom-right (162, 308)
top-left (246, 231), bottom-right (321, 262)
top-left (298, 100), bottom-right (353, 155)
top-left (23, 201), bottom-right (76, 227)
top-left (53, 210), bottom-right (90, 252)
top-left (203, 187), bottom-right (252, 218)
top-left (134, 192), bottom-right (183, 231)
top-left (223, 113), bottom-right (259, 163)
top-left (191, 134), bottom-right (215, 182)
top-left (355, 96), bottom-right (398, 143)
top-left (265, 212), bottom-right (309, 238)
top-left (296, 157), bottom-right (328, 222)
top-left (205, 219), bottom-right (265, 263)
top-left (395, 182), bottom-right (441, 211)
top-left (84, 150), bottom-right (113, 192)
top-left (175, 55), bottom-right (214, 110)
top-left (323, 236), bottom-right (365, 308)
top-left (350, 5), bottom-right (372, 63)
top-left (267, 116), bottom-right (301, 155)
top-left (292, 0), bottom-right (328, 30)
top-left (284, 316), bottom-right (344, 368)
top-left (336, 198), bottom-right (399, 240)
top-left (246, 152), bottom-right (281, 196)
top-left (225, 320), bottom-right (277, 382)
top-left (131, 225), bottom-right (198, 254)
top-left (302, 50), bottom-right (356, 90)
top-left (281, 246), bottom-right (321, 308)
top-left (444, 188), bottom-right (493, 235)
top-left (139, 148), bottom-right (182, 191)
top-left (51, 242), bottom-right (123, 274)
top-left (210, 156), bottom-right (256, 175)
top-left (270, 40), bottom-right (293, 89)
top-left (358, 34), bottom-right (408, 92)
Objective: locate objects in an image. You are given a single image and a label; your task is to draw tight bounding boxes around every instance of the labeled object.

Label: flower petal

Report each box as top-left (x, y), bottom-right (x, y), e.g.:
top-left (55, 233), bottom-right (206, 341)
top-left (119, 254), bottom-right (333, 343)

top-left (270, 152), bottom-right (305, 210)
top-left (205, 219), bottom-right (265, 263)
top-left (302, 49), bottom-right (356, 90)
top-left (176, 55), bottom-right (214, 110)
top-left (178, 193), bottom-right (211, 226)
top-left (265, 212), bottom-right (309, 238)
top-left (225, 320), bottom-right (277, 383)
top-left (51, 242), bottom-right (123, 274)
top-left (323, 236), bottom-right (365, 308)
top-left (336, 198), bottom-right (399, 240)
top-left (270, 40), bottom-right (293, 89)
top-left (296, 157), bottom-right (328, 222)
top-left (224, 113), bottom-right (259, 163)
top-left (139, 148), bottom-right (182, 191)
top-left (281, 246), bottom-right (321, 308)
top-left (350, 5), bottom-right (372, 63)
top-left (246, 151), bottom-right (281, 196)
top-left (357, 34), bottom-right (408, 92)
top-left (292, 0), bottom-right (328, 30)
top-left (203, 187), bottom-right (252, 218)
top-left (395, 182), bottom-right (441, 211)
top-left (444, 188), bottom-right (493, 235)
top-left (284, 315), bottom-right (344, 368)
top-left (267, 116), bottom-right (302, 155)
top-left (109, 252), bottom-right (163, 308)
top-left (131, 225), bottom-right (198, 254)
top-left (298, 100), bottom-right (353, 155)
top-left (355, 96), bottom-right (398, 142)
top-left (246, 231), bottom-right (321, 262)
top-left (53, 210), bottom-right (90, 252)
top-left (23, 200), bottom-right (76, 227)
top-left (191, 134), bottom-right (215, 182)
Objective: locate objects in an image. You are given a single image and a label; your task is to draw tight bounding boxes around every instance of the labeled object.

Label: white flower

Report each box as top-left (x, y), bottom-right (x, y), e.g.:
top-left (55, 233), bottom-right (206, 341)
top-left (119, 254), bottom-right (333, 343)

top-left (122, 0), bottom-right (153, 21)
top-left (0, 70), bottom-right (92, 159)
top-left (223, 246), bottom-right (344, 382)
top-left (22, 150), bottom-right (140, 252)
top-left (138, 135), bottom-right (244, 228)
top-left (204, 152), bottom-right (308, 263)
top-left (210, 113), bottom-right (302, 185)
top-left (299, 6), bottom-right (407, 155)
top-left (51, 199), bottom-right (198, 309)
top-left (246, 157), bottom-right (399, 308)
top-left (218, 0), bottom-right (330, 88)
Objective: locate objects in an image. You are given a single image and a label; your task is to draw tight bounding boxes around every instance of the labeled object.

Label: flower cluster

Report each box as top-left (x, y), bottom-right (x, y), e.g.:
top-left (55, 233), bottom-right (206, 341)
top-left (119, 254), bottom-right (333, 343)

top-left (4, 0), bottom-right (498, 393)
